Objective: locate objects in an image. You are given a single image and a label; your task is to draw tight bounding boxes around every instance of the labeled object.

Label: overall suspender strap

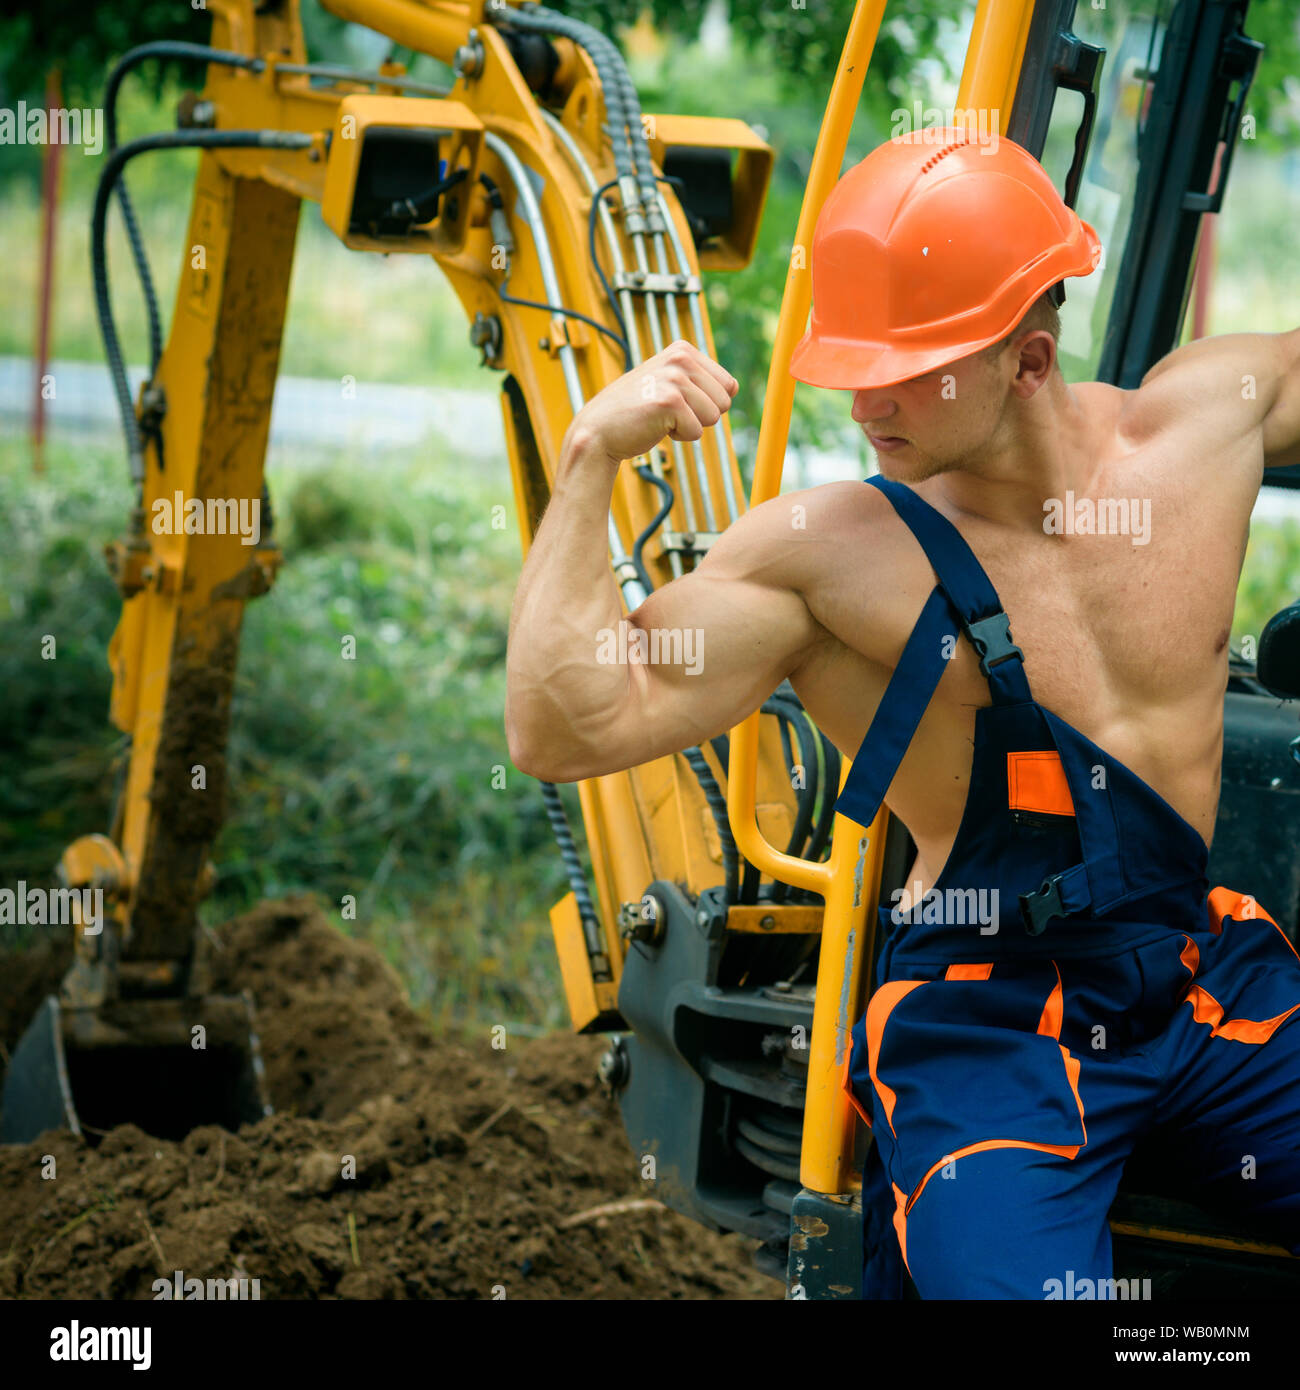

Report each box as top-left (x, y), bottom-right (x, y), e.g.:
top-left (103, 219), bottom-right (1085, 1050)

top-left (1032, 708), bottom-right (1130, 924)
top-left (846, 478), bottom-right (1141, 938)
top-left (865, 475), bottom-right (1032, 707)
top-left (835, 585), bottom-right (960, 829)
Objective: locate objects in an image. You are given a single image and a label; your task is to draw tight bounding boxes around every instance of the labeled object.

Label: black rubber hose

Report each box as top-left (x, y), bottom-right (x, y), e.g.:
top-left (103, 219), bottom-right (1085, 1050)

top-left (104, 42), bottom-right (268, 374)
top-left (771, 709), bottom-right (797, 902)
top-left (770, 694), bottom-right (820, 848)
top-left (685, 695), bottom-right (841, 903)
top-left (707, 688), bottom-right (823, 905)
top-left (683, 746), bottom-right (738, 905)
top-left (496, 282), bottom-right (630, 360)
top-left (695, 729), bottom-right (770, 905)
top-left (91, 129), bottom-right (316, 481)
top-left (700, 696), bottom-right (812, 905)
top-left (610, 65), bottom-right (661, 215)
top-left (539, 780), bottom-right (603, 949)
top-left (631, 463), bottom-right (673, 594)
top-left (740, 853), bottom-right (760, 905)
top-left (588, 176), bottom-right (633, 370)
top-left (769, 682), bottom-right (838, 899)
top-left (481, 170), bottom-right (628, 362)
top-left (381, 165), bottom-right (469, 227)
top-left (503, 8), bottom-right (638, 194)
top-left (709, 733), bottom-right (730, 775)
top-left (739, 700), bottom-right (800, 906)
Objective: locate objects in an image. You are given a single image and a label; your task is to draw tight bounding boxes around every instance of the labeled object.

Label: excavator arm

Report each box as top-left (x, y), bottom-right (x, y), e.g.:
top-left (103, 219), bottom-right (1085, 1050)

top-left (3, 0), bottom-right (884, 1237)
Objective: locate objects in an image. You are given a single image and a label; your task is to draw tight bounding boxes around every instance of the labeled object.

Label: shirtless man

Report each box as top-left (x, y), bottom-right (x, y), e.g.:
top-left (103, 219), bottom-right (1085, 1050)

top-left (506, 131), bottom-right (1300, 1298)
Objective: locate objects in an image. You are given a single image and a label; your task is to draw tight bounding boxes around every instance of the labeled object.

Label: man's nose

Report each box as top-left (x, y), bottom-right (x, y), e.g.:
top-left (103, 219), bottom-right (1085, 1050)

top-left (851, 389), bottom-right (896, 424)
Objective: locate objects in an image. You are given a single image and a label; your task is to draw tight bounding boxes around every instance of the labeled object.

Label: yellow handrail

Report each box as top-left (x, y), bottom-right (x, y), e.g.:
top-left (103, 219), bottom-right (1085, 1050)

top-left (726, 0), bottom-right (1038, 1197)
top-left (725, 0), bottom-right (891, 1198)
top-left (956, 0), bottom-right (1036, 126)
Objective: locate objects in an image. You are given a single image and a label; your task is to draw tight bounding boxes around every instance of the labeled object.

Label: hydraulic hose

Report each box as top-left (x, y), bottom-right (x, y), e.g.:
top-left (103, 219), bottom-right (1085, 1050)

top-left (771, 698), bottom-right (818, 841)
top-left (765, 693), bottom-right (819, 903)
top-left (91, 128), bottom-right (315, 483)
top-left (500, 4), bottom-right (659, 230)
top-left (631, 463), bottom-right (673, 595)
top-left (104, 43), bottom-right (268, 375)
top-left (706, 687), bottom-right (838, 904)
top-left (587, 177), bottom-right (633, 370)
top-left (539, 780), bottom-right (607, 971)
top-left (479, 169), bottom-right (629, 364)
top-left (804, 736), bottom-right (841, 868)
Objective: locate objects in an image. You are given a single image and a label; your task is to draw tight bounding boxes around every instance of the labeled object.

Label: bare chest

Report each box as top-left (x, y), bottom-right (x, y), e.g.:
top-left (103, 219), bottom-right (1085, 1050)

top-left (791, 469), bottom-right (1249, 799)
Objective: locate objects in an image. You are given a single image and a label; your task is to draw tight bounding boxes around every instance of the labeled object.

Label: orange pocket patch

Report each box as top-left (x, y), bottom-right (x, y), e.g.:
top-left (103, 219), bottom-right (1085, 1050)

top-left (1007, 750), bottom-right (1075, 817)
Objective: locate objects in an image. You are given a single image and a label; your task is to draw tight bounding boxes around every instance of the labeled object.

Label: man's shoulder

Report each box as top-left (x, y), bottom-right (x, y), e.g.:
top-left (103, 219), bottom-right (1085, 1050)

top-left (1119, 332), bottom-right (1278, 450)
top-left (740, 478), bottom-right (884, 536)
top-left (763, 476), bottom-right (900, 520)
top-left (762, 477), bottom-right (919, 556)
top-left (716, 478), bottom-right (911, 595)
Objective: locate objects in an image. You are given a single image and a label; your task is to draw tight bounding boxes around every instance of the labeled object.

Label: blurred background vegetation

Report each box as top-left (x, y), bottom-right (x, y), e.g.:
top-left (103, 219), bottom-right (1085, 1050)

top-left (0, 435), bottom-right (564, 1033)
top-left (1, 1), bottom-right (1298, 1037)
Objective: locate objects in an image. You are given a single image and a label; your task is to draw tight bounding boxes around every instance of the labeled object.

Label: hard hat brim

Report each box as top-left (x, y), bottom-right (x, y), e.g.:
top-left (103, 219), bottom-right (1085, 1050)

top-left (788, 333), bottom-right (990, 392)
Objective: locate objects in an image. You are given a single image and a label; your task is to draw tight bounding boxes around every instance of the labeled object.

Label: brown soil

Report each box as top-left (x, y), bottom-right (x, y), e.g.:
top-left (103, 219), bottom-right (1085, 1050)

top-left (0, 897), bottom-right (778, 1300)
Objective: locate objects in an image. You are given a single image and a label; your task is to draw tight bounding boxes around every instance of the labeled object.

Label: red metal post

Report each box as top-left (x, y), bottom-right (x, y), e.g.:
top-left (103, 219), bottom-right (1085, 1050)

top-left (32, 68), bottom-right (64, 473)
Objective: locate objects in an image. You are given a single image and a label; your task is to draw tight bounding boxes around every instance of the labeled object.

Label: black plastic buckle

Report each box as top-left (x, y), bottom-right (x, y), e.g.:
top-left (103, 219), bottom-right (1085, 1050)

top-left (1019, 875), bottom-right (1067, 937)
top-left (964, 612), bottom-right (1025, 678)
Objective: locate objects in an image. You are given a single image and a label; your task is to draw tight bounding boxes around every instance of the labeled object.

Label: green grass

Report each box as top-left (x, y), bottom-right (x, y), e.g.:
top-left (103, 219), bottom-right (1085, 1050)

top-left (0, 436), bottom-right (576, 1035)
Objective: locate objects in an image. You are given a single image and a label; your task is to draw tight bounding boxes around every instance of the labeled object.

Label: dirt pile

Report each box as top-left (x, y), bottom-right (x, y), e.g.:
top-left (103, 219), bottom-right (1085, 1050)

top-left (0, 897), bottom-right (777, 1300)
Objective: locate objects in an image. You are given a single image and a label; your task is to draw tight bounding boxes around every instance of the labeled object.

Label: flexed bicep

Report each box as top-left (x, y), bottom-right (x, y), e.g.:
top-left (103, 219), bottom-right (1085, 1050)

top-left (561, 497), bottom-right (829, 780)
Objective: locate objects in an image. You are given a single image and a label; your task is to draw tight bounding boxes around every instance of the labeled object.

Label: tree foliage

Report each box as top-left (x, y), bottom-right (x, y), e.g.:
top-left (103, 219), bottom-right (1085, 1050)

top-left (0, 1), bottom-right (210, 105)
top-left (5, 0), bottom-right (1294, 137)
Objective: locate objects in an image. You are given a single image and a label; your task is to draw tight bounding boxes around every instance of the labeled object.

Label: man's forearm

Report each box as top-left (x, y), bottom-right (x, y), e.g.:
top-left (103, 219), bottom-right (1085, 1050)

top-left (505, 426), bottom-right (631, 778)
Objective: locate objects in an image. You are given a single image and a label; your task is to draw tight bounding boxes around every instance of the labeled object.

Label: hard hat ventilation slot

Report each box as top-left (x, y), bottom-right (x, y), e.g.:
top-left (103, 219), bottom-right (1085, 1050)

top-left (920, 139), bottom-right (968, 175)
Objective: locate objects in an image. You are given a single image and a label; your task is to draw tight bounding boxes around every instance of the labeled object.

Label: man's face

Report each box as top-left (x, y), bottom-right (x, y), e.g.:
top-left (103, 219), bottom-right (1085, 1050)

top-left (850, 344), bottom-right (1009, 482)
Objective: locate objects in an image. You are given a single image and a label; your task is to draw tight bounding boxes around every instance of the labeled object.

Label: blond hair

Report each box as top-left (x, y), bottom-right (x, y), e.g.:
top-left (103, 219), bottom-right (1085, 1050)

top-left (985, 291), bottom-right (1061, 360)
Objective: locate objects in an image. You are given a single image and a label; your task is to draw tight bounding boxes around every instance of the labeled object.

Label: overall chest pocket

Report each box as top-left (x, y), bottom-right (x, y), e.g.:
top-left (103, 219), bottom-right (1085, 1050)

top-left (860, 960), bottom-right (1088, 1215)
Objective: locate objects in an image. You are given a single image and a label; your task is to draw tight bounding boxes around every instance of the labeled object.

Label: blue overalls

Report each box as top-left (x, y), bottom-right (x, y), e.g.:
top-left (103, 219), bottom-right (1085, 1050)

top-left (838, 474), bottom-right (1300, 1299)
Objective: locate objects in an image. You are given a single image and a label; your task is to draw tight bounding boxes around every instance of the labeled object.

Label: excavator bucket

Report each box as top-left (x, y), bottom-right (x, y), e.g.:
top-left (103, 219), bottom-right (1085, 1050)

top-left (0, 992), bottom-right (271, 1145)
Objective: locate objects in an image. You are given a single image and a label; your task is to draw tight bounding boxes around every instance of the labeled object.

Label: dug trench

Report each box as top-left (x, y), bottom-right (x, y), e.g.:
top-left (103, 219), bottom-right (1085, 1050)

top-left (0, 897), bottom-right (778, 1300)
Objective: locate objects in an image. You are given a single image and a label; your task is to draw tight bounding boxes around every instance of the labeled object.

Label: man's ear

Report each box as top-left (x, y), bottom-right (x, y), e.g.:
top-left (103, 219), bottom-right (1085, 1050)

top-left (1011, 330), bottom-right (1056, 400)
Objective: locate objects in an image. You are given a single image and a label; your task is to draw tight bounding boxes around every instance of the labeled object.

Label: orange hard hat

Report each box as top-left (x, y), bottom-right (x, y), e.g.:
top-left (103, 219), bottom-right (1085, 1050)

top-left (789, 128), bottom-right (1102, 391)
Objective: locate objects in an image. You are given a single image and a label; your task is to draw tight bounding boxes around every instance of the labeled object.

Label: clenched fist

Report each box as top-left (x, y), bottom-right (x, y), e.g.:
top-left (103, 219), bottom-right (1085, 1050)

top-left (566, 341), bottom-right (739, 467)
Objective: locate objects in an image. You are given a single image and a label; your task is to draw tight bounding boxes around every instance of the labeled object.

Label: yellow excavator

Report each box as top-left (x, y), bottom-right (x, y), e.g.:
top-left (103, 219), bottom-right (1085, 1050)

top-left (5, 0), bottom-right (1300, 1300)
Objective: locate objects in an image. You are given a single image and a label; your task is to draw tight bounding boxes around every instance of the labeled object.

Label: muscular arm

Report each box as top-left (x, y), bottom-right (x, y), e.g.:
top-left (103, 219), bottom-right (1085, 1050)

top-left (506, 345), bottom-right (827, 783)
top-left (1136, 326), bottom-right (1300, 469)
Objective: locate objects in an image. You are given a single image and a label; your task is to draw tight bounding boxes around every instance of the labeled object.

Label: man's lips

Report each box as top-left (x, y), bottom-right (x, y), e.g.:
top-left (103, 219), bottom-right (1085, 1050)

top-left (865, 431), bottom-right (909, 453)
